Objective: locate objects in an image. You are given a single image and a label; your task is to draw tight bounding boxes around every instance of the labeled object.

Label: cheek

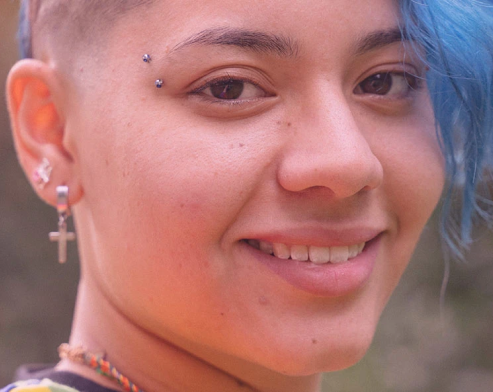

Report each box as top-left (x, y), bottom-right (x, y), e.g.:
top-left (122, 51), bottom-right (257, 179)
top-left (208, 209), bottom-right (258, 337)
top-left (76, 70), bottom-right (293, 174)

top-left (369, 110), bottom-right (445, 300)
top-left (384, 121), bottom-right (445, 225)
top-left (78, 118), bottom-right (274, 311)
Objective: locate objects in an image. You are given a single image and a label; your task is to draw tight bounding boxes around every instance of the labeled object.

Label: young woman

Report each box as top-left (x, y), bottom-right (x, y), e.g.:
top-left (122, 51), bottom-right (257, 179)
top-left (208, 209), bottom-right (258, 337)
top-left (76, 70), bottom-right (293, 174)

top-left (2, 0), bottom-right (492, 391)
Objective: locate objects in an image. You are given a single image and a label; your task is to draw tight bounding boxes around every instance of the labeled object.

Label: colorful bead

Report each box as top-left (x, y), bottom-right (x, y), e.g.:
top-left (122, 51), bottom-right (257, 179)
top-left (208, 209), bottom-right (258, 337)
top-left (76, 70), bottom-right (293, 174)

top-left (58, 344), bottom-right (145, 392)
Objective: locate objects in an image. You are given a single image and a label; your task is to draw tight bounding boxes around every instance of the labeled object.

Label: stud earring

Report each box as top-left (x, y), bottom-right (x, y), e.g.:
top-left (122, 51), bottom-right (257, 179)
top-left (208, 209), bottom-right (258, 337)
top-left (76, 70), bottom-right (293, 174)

top-left (155, 79), bottom-right (163, 88)
top-left (33, 158), bottom-right (52, 189)
top-left (49, 185), bottom-right (76, 264)
top-left (142, 54), bottom-right (152, 63)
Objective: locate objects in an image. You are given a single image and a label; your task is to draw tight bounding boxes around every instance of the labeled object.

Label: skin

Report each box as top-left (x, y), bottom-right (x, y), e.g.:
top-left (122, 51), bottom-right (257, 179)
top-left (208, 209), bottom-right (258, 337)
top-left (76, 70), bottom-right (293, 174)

top-left (7, 0), bottom-right (445, 391)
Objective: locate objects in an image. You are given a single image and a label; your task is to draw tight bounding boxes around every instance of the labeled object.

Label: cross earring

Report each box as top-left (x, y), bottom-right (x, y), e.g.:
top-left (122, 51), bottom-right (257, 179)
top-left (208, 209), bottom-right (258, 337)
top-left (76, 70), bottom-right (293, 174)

top-left (49, 185), bottom-right (76, 264)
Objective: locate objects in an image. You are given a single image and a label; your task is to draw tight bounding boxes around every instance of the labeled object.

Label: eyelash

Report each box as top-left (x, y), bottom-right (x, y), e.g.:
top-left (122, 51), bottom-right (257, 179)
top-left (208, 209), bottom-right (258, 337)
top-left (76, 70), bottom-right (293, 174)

top-left (189, 76), bottom-right (270, 105)
top-left (187, 69), bottom-right (423, 107)
top-left (354, 71), bottom-right (424, 99)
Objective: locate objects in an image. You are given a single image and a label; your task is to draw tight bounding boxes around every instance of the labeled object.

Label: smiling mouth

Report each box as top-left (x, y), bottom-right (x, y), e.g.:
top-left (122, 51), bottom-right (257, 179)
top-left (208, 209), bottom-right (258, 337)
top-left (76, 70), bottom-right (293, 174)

top-left (243, 239), bottom-right (366, 264)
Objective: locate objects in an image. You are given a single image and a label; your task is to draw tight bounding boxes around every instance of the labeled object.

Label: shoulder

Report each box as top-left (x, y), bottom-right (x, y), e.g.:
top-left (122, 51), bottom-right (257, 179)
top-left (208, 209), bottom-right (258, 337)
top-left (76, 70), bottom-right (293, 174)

top-left (1, 379), bottom-right (81, 392)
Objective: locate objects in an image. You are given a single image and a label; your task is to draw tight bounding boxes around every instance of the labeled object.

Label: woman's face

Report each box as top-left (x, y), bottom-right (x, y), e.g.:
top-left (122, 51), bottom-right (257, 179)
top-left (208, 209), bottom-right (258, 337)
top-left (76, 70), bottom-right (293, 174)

top-left (68, 0), bottom-right (444, 375)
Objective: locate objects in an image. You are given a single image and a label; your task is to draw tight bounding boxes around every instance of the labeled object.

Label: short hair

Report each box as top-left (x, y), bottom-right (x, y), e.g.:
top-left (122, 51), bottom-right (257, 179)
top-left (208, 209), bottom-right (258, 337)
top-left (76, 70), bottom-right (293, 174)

top-left (17, 0), bottom-right (493, 255)
top-left (18, 0), bottom-right (154, 59)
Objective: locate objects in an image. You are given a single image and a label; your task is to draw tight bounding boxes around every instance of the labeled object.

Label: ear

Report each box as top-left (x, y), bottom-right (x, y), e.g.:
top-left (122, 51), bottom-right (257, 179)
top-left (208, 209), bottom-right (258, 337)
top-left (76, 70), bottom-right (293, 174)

top-left (6, 59), bottom-right (83, 208)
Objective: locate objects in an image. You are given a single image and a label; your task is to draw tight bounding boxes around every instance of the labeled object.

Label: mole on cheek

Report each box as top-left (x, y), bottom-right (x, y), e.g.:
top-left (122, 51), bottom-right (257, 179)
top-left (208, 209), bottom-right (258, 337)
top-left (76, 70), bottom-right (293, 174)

top-left (312, 339), bottom-right (317, 344)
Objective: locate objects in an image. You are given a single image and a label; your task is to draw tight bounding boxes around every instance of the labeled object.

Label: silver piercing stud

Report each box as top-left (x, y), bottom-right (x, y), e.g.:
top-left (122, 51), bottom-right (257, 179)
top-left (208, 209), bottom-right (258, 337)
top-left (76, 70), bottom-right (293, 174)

top-left (33, 158), bottom-right (53, 189)
top-left (49, 185), bottom-right (76, 264)
top-left (155, 79), bottom-right (163, 88)
top-left (142, 54), bottom-right (152, 63)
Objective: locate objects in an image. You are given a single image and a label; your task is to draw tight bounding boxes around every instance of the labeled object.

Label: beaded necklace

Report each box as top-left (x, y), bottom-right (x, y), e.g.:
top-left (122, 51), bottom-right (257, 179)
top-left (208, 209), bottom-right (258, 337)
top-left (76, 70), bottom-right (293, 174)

top-left (58, 344), bottom-right (146, 392)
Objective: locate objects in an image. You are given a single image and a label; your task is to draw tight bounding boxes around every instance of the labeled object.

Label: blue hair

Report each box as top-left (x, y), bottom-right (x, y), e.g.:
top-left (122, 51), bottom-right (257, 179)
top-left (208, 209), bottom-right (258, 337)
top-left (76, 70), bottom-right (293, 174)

top-left (399, 0), bottom-right (493, 256)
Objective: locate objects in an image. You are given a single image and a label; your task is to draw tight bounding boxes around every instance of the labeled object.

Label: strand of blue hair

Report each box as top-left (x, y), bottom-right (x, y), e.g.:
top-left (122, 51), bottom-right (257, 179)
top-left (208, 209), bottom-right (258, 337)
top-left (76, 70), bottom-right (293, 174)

top-left (399, 0), bottom-right (493, 258)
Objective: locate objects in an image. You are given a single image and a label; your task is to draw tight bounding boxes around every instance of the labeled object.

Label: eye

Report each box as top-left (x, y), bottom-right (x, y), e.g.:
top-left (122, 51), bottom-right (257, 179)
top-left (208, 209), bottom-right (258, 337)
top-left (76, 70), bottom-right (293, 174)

top-left (354, 72), bottom-right (419, 98)
top-left (196, 78), bottom-right (268, 101)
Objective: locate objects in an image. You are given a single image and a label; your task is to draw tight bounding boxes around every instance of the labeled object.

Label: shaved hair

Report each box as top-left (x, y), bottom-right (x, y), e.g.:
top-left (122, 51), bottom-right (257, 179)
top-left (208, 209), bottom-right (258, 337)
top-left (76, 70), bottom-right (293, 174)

top-left (19, 0), bottom-right (155, 59)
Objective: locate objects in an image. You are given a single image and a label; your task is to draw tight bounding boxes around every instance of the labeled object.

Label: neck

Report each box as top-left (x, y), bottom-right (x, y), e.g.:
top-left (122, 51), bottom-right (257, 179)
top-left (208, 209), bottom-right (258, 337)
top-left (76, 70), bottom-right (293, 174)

top-left (61, 277), bottom-right (321, 392)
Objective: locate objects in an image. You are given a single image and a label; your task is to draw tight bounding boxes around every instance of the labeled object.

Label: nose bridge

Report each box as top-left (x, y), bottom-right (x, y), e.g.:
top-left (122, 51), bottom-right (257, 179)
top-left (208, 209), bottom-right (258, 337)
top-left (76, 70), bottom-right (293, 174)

top-left (278, 88), bottom-right (383, 198)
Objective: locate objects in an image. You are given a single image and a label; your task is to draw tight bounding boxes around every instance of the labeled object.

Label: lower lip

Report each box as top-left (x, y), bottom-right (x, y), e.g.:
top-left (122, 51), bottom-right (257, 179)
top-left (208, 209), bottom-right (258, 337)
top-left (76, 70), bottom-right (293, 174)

top-left (241, 235), bottom-right (381, 297)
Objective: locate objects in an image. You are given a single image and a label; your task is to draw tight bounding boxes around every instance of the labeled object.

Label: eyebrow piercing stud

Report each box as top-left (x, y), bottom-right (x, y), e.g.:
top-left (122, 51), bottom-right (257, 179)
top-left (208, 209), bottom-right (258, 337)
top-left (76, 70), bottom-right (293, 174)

top-left (142, 54), bottom-right (163, 88)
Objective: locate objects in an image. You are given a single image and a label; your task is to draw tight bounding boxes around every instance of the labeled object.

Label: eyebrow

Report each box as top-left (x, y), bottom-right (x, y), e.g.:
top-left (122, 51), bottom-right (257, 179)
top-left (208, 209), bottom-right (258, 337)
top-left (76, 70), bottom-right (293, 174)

top-left (170, 26), bottom-right (406, 60)
top-left (172, 27), bottom-right (299, 58)
top-left (354, 27), bottom-right (407, 55)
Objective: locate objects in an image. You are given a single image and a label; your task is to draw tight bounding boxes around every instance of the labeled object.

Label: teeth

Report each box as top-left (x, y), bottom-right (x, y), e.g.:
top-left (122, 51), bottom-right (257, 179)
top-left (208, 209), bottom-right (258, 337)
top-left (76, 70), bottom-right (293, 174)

top-left (259, 241), bottom-right (274, 255)
top-left (308, 246), bottom-right (331, 264)
top-left (248, 239), bottom-right (260, 250)
top-left (329, 246), bottom-right (349, 263)
top-left (348, 244), bottom-right (359, 258)
top-left (249, 239), bottom-right (367, 264)
top-left (272, 242), bottom-right (290, 259)
top-left (290, 245), bottom-right (308, 261)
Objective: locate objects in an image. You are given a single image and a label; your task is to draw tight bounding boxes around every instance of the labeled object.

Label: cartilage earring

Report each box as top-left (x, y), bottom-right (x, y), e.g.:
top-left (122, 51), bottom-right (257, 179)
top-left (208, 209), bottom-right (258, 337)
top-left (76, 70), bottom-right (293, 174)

top-left (49, 185), bottom-right (76, 264)
top-left (142, 54), bottom-right (152, 63)
top-left (33, 158), bottom-right (52, 189)
top-left (155, 79), bottom-right (163, 88)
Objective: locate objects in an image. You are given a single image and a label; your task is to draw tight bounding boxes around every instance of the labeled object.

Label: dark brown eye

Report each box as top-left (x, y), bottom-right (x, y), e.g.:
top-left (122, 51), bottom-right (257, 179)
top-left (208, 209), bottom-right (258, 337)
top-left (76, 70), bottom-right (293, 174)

top-left (209, 79), bottom-right (245, 100)
top-left (354, 72), bottom-right (419, 98)
top-left (359, 73), bottom-right (392, 95)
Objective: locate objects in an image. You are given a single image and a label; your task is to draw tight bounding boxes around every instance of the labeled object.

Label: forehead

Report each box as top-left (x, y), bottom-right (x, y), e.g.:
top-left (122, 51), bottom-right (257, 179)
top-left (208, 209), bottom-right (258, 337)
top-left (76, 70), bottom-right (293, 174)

top-left (110, 0), bottom-right (401, 56)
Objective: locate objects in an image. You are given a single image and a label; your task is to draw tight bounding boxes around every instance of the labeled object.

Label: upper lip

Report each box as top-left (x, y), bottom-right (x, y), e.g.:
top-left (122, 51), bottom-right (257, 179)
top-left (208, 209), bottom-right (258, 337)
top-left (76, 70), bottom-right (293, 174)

top-left (240, 226), bottom-right (384, 247)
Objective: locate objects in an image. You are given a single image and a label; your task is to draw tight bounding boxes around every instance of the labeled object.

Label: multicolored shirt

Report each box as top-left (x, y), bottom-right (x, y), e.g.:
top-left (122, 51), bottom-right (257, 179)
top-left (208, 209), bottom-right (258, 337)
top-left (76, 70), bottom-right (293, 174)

top-left (1, 379), bottom-right (79, 392)
top-left (1, 366), bottom-right (117, 392)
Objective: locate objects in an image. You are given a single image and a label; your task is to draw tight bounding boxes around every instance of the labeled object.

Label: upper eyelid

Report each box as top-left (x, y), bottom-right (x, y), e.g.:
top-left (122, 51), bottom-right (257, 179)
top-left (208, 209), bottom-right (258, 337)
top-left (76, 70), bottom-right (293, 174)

top-left (354, 62), bottom-right (422, 82)
top-left (190, 76), bottom-right (264, 94)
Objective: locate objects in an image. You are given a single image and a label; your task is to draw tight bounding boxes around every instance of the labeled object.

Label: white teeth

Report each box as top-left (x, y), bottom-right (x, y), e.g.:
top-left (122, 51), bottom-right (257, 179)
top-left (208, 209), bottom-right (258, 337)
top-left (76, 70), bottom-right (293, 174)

top-left (259, 241), bottom-right (274, 255)
top-left (250, 239), bottom-right (367, 264)
top-left (290, 245), bottom-right (308, 261)
top-left (308, 246), bottom-right (331, 264)
top-left (273, 243), bottom-right (290, 259)
top-left (329, 246), bottom-right (349, 263)
top-left (348, 244), bottom-right (359, 258)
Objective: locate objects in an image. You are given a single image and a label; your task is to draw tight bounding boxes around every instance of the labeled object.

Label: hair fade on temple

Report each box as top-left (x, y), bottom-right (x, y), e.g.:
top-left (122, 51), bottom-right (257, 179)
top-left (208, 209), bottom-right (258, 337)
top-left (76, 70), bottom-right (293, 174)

top-left (18, 0), bottom-right (155, 59)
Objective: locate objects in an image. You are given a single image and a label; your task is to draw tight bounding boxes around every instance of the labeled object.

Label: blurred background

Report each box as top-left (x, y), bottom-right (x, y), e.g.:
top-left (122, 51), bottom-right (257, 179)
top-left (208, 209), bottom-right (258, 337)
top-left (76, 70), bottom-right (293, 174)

top-left (1, 2), bottom-right (492, 391)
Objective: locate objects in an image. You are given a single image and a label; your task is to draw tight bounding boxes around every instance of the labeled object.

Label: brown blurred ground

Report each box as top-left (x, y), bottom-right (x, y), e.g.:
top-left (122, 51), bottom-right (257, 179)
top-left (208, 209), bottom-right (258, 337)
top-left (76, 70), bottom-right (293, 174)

top-left (0, 2), bottom-right (492, 391)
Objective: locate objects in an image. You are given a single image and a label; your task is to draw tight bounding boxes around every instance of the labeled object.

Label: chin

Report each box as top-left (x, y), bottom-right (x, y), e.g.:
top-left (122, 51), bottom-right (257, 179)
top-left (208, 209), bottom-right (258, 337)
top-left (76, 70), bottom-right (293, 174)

top-left (252, 329), bottom-right (375, 376)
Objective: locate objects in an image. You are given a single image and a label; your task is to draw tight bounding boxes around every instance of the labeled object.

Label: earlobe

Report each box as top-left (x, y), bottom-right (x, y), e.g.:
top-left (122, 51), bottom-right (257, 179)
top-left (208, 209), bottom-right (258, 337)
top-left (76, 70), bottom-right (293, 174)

top-left (6, 59), bottom-right (83, 207)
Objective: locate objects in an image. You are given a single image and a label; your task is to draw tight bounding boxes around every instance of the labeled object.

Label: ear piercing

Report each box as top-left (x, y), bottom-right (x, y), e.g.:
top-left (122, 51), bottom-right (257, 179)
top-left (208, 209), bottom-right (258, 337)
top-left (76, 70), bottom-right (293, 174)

top-left (142, 53), bottom-right (163, 89)
top-left (49, 185), bottom-right (76, 264)
top-left (33, 158), bottom-right (53, 189)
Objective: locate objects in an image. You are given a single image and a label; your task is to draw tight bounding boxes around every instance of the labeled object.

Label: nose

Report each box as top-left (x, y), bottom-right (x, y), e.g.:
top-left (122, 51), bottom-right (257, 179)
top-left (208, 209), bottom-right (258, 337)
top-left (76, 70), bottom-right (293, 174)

top-left (277, 91), bottom-right (383, 199)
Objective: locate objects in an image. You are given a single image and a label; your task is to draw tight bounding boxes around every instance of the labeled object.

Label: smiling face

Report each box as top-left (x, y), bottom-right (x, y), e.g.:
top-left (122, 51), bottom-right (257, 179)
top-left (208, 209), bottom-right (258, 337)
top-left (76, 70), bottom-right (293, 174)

top-left (62, 0), bottom-right (444, 378)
